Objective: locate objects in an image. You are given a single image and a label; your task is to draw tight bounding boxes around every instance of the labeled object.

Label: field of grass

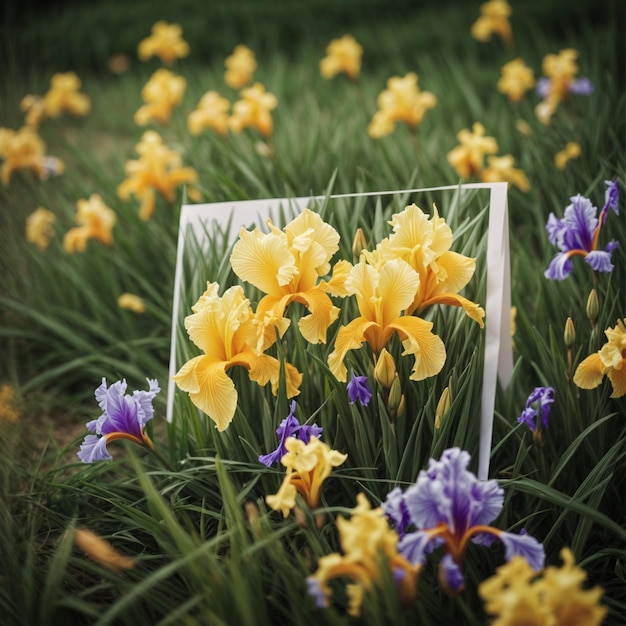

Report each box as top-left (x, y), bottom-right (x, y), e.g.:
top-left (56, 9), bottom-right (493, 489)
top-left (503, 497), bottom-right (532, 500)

top-left (0, 0), bottom-right (624, 624)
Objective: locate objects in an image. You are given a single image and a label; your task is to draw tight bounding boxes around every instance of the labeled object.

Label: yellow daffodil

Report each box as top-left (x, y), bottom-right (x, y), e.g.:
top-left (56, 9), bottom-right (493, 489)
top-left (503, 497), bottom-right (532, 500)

top-left (229, 82), bottom-right (278, 137)
top-left (26, 207), bottom-right (56, 250)
top-left (134, 68), bottom-right (186, 126)
top-left (367, 204), bottom-right (485, 325)
top-left (224, 45), bottom-right (257, 89)
top-left (137, 21), bottom-right (190, 65)
top-left (0, 384), bottom-right (20, 424)
top-left (266, 436), bottom-right (346, 516)
top-left (187, 90), bottom-right (231, 136)
top-left (327, 255), bottom-right (446, 382)
top-left (471, 0), bottom-right (513, 44)
top-left (446, 122), bottom-right (499, 179)
top-left (554, 142), bottom-right (581, 170)
top-left (63, 193), bottom-right (116, 253)
top-left (319, 34), bottom-right (363, 80)
top-left (479, 548), bottom-right (607, 626)
top-left (41, 72), bottom-right (91, 118)
top-left (574, 318), bottom-right (626, 398)
top-left (173, 282), bottom-right (302, 431)
top-left (117, 293), bottom-right (146, 313)
top-left (0, 126), bottom-right (64, 185)
top-left (481, 154), bottom-right (531, 191)
top-left (368, 72), bottom-right (437, 139)
top-left (20, 95), bottom-right (46, 129)
top-left (117, 130), bottom-right (200, 220)
top-left (230, 208), bottom-right (349, 351)
top-left (307, 493), bottom-right (420, 617)
top-left (497, 58), bottom-right (535, 102)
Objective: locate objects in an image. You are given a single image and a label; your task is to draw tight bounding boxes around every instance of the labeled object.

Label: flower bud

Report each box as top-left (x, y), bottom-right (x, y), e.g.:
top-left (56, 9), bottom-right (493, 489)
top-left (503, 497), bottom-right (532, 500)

top-left (73, 528), bottom-right (135, 572)
top-left (586, 289), bottom-right (599, 326)
top-left (352, 227), bottom-right (367, 258)
top-left (435, 386), bottom-right (451, 430)
top-left (374, 348), bottom-right (396, 388)
top-left (564, 317), bottom-right (576, 348)
top-left (388, 375), bottom-right (402, 412)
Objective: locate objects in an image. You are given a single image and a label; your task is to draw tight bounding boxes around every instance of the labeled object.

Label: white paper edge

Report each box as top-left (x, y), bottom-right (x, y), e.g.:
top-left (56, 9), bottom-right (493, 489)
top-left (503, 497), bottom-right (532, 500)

top-left (166, 183), bottom-right (513, 479)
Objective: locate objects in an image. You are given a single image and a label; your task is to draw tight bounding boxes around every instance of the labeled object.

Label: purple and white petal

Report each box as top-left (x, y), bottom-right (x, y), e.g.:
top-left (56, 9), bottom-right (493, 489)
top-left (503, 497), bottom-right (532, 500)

top-left (439, 554), bottom-right (465, 592)
top-left (585, 249), bottom-right (615, 273)
top-left (545, 253), bottom-right (573, 281)
top-left (498, 529), bottom-right (545, 570)
top-left (77, 434), bottom-right (112, 463)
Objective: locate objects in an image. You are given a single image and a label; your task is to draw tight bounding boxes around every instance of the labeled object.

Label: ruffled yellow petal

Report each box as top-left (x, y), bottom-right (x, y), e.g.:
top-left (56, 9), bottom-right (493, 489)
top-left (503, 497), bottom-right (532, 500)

top-left (296, 287), bottom-right (339, 344)
top-left (266, 476), bottom-right (298, 518)
top-left (607, 366), bottom-right (626, 398)
top-left (231, 228), bottom-right (296, 294)
top-left (325, 259), bottom-right (353, 297)
top-left (377, 259), bottom-right (421, 325)
top-left (388, 316), bottom-right (446, 380)
top-left (431, 250), bottom-right (476, 294)
top-left (573, 354), bottom-right (606, 390)
top-left (328, 318), bottom-right (376, 381)
top-left (173, 355), bottom-right (237, 431)
top-left (420, 292), bottom-right (485, 328)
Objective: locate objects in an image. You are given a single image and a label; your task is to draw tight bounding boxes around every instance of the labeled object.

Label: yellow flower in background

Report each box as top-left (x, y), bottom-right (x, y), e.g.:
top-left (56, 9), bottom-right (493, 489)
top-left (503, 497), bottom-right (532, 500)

top-left (230, 208), bottom-right (348, 351)
top-left (574, 318), bottom-right (626, 398)
top-left (173, 283), bottom-right (302, 431)
top-left (20, 95), bottom-right (46, 129)
top-left (63, 193), bottom-right (116, 253)
top-left (137, 21), bottom-right (189, 65)
top-left (368, 204), bottom-right (485, 325)
top-left (319, 34), bottom-right (363, 80)
top-left (229, 82), bottom-right (278, 137)
top-left (368, 72), bottom-right (437, 139)
top-left (26, 207), bottom-right (56, 250)
top-left (446, 122), bottom-right (499, 178)
top-left (73, 528), bottom-right (136, 572)
top-left (134, 68), bottom-right (186, 126)
top-left (224, 45), bottom-right (257, 89)
top-left (554, 141), bottom-right (581, 170)
top-left (515, 118), bottom-right (532, 137)
top-left (0, 126), bottom-right (64, 185)
top-left (471, 0), bottom-right (513, 44)
top-left (117, 130), bottom-right (200, 220)
top-left (187, 90), bottom-right (231, 136)
top-left (480, 549), bottom-right (607, 626)
top-left (0, 384), bottom-right (20, 424)
top-left (327, 255), bottom-right (446, 382)
top-left (266, 436), bottom-right (347, 516)
top-left (481, 154), bottom-right (531, 191)
top-left (41, 72), bottom-right (91, 118)
top-left (306, 494), bottom-right (420, 616)
top-left (118, 293), bottom-right (146, 313)
top-left (497, 58), bottom-right (535, 102)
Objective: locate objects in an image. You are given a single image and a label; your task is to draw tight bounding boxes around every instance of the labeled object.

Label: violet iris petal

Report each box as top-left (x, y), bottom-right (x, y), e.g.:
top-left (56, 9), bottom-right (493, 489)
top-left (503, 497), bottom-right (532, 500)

top-left (347, 373), bottom-right (372, 406)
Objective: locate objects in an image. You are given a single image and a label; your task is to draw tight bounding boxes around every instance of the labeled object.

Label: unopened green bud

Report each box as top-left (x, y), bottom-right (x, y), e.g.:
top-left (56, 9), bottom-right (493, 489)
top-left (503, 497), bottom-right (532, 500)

top-left (586, 289), bottom-right (599, 325)
top-left (374, 348), bottom-right (396, 388)
top-left (352, 227), bottom-right (367, 258)
top-left (564, 317), bottom-right (576, 348)
top-left (435, 386), bottom-right (451, 430)
top-left (388, 375), bottom-right (402, 412)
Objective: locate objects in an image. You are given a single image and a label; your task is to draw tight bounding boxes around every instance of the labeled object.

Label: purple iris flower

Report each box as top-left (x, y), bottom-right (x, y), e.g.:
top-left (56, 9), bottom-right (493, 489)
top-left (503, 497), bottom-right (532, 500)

top-left (258, 401), bottom-right (323, 466)
top-left (382, 448), bottom-right (545, 593)
top-left (347, 372), bottom-right (372, 406)
top-left (77, 378), bottom-right (160, 463)
top-left (545, 181), bottom-right (619, 280)
top-left (535, 76), bottom-right (594, 98)
top-left (517, 386), bottom-right (555, 432)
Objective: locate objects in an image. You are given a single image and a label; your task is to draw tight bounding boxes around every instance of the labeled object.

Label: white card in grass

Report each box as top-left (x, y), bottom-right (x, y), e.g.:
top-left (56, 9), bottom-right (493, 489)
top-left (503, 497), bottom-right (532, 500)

top-left (167, 183), bottom-right (512, 480)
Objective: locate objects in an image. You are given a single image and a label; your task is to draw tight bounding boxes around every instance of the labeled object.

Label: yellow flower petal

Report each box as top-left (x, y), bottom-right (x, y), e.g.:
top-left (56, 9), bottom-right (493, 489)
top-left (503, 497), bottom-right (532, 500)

top-left (328, 318), bottom-right (376, 382)
top-left (573, 353), bottom-right (606, 389)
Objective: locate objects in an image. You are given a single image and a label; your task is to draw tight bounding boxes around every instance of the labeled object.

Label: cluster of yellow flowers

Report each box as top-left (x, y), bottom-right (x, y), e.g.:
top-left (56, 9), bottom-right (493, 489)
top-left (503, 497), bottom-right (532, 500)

top-left (175, 204), bottom-right (484, 430)
top-left (446, 122), bottom-right (530, 191)
top-left (479, 548), bottom-right (607, 626)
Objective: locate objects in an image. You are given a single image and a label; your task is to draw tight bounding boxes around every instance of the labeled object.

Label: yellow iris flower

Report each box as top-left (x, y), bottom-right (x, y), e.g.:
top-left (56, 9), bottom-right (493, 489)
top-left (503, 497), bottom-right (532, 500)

top-left (497, 58), bottom-right (536, 102)
top-left (265, 436), bottom-right (347, 517)
top-left (307, 493), bottom-right (420, 617)
top-left (574, 318), bottom-right (626, 398)
top-left (134, 69), bottom-right (186, 126)
top-left (26, 207), bottom-right (56, 250)
top-left (230, 208), bottom-right (350, 351)
top-left (470, 0), bottom-right (513, 44)
top-left (327, 255), bottom-right (446, 382)
top-left (173, 283), bottom-right (302, 431)
top-left (63, 193), bottom-right (116, 253)
top-left (319, 34), bottom-right (363, 80)
top-left (137, 21), bottom-right (190, 66)
top-left (481, 154), bottom-right (531, 192)
top-left (117, 130), bottom-right (200, 220)
top-left (447, 122), bottom-right (499, 179)
top-left (224, 45), bottom-right (257, 89)
top-left (229, 82), bottom-right (278, 138)
top-left (187, 90), bottom-right (231, 137)
top-left (42, 72), bottom-right (91, 118)
top-left (368, 204), bottom-right (485, 325)
top-left (368, 72), bottom-right (437, 139)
